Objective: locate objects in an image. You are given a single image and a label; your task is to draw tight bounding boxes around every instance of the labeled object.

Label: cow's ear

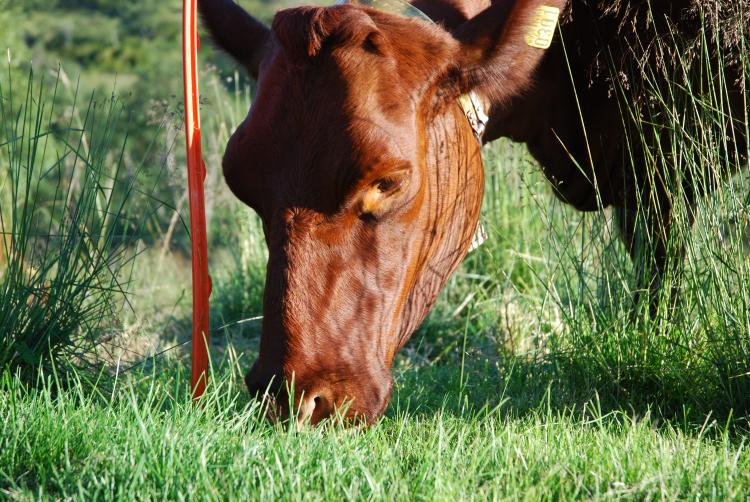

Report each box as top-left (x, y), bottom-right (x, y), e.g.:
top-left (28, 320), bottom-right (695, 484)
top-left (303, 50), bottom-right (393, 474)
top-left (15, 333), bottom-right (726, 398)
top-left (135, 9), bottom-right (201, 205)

top-left (443, 0), bottom-right (566, 104)
top-left (199, 0), bottom-right (271, 79)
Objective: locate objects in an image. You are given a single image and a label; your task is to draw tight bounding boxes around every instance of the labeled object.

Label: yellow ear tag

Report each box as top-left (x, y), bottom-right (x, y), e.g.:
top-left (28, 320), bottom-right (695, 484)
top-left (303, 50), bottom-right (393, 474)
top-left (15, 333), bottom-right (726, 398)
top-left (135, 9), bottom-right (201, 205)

top-left (525, 6), bottom-right (560, 49)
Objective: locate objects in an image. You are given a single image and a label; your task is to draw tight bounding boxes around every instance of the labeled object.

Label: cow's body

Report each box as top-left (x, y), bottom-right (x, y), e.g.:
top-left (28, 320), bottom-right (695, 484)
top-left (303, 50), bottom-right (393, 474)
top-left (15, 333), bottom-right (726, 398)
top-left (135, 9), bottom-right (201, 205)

top-left (432, 0), bottom-right (747, 297)
top-left (198, 0), bottom-right (748, 424)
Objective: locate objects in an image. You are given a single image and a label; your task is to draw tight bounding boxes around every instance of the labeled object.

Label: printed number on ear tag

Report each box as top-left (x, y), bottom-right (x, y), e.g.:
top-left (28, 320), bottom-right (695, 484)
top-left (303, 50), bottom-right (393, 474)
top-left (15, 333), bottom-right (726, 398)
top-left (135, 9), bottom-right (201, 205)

top-left (525, 6), bottom-right (560, 49)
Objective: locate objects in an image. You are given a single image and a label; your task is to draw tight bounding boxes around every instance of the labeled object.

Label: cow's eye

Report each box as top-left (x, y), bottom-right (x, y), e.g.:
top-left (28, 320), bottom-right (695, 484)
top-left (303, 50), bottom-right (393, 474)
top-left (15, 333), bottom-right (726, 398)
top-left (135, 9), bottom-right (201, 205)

top-left (376, 177), bottom-right (399, 193)
top-left (359, 172), bottom-right (409, 221)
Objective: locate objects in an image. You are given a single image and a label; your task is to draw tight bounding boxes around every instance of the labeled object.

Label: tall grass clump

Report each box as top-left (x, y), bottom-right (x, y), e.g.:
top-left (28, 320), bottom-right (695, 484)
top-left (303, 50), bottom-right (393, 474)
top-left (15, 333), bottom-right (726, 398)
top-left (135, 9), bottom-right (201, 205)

top-left (543, 3), bottom-right (750, 419)
top-left (0, 68), bottom-right (142, 379)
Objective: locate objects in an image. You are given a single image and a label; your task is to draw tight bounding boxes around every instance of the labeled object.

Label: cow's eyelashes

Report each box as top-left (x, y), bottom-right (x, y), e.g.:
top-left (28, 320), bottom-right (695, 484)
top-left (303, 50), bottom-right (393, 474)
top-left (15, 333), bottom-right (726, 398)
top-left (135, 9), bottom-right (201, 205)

top-left (376, 177), bottom-right (399, 193)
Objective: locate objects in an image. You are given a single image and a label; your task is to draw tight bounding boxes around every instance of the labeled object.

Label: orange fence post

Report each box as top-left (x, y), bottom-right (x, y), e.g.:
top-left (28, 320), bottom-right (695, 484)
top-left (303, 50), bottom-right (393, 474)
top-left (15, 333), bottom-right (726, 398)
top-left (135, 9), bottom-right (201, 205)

top-left (182, 0), bottom-right (211, 399)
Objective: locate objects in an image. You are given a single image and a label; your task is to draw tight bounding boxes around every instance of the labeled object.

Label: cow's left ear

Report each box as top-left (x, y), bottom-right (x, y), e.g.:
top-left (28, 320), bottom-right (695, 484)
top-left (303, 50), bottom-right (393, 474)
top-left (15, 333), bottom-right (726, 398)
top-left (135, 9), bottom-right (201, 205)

top-left (199, 0), bottom-right (271, 79)
top-left (442, 0), bottom-right (567, 104)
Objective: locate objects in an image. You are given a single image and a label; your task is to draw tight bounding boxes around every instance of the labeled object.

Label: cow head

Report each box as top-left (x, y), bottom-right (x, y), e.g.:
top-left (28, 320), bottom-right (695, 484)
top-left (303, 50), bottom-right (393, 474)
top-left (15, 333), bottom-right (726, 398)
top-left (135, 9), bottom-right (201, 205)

top-left (199, 0), bottom-right (562, 424)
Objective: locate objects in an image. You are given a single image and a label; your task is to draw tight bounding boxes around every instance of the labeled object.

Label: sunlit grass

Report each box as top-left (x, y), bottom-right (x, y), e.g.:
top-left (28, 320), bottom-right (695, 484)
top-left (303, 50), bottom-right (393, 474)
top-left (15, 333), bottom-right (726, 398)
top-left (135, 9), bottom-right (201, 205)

top-left (2, 362), bottom-right (749, 500)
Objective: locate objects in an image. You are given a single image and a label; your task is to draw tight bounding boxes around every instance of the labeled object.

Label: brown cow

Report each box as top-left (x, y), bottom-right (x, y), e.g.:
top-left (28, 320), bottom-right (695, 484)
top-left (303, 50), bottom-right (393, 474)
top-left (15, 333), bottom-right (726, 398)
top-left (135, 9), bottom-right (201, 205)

top-left (198, 0), bottom-right (747, 425)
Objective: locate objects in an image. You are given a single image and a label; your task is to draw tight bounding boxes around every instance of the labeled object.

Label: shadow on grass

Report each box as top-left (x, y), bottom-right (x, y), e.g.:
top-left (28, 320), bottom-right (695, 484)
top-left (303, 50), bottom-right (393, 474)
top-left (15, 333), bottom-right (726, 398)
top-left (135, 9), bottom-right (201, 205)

top-left (388, 349), bottom-right (750, 435)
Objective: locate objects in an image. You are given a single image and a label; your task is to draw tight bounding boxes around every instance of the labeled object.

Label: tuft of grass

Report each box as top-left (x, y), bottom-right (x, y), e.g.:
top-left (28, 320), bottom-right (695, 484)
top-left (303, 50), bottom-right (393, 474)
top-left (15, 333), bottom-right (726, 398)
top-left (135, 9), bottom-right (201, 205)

top-left (549, 4), bottom-right (750, 419)
top-left (0, 68), bottom-right (144, 379)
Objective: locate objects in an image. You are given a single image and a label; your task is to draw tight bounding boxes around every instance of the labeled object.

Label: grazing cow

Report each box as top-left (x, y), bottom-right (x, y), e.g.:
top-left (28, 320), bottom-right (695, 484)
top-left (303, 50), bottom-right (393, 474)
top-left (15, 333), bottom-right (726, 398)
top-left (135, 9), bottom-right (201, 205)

top-left (198, 0), bottom-right (748, 424)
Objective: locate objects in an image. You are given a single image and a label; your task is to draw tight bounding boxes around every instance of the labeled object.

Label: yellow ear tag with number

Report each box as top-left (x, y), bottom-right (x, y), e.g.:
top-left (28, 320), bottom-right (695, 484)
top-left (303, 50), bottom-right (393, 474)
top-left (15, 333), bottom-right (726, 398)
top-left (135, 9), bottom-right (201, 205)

top-left (525, 6), bottom-right (560, 49)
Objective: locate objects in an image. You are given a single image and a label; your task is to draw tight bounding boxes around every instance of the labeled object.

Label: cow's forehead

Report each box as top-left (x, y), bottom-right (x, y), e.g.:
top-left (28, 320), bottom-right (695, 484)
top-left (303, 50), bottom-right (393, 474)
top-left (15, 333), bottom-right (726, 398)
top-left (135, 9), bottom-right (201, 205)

top-left (235, 5), bottom-right (455, 214)
top-left (254, 48), bottom-right (419, 160)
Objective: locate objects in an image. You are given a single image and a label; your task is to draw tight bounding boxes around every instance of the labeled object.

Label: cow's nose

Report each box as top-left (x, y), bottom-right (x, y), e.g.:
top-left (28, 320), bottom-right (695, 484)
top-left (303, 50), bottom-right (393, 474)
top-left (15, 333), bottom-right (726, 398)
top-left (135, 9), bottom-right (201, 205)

top-left (245, 365), bottom-right (333, 424)
top-left (295, 377), bottom-right (391, 427)
top-left (246, 361), bottom-right (393, 426)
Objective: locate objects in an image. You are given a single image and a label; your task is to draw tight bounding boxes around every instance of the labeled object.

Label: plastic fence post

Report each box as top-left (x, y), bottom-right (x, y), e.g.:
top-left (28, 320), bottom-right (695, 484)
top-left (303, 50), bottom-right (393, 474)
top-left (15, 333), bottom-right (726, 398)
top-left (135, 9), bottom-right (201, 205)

top-left (182, 0), bottom-right (211, 399)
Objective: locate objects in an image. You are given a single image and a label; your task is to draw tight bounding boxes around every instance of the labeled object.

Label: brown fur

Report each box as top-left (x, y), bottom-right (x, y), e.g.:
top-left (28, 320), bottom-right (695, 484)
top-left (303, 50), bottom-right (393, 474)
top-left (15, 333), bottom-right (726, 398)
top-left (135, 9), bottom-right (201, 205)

top-left (198, 0), bottom-right (747, 424)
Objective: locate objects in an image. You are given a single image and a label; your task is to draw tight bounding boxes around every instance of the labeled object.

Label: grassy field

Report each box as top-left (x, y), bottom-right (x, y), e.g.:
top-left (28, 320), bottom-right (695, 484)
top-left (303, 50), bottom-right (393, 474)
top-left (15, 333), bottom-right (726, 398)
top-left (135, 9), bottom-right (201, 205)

top-left (3, 359), bottom-right (749, 500)
top-left (2, 2), bottom-right (750, 500)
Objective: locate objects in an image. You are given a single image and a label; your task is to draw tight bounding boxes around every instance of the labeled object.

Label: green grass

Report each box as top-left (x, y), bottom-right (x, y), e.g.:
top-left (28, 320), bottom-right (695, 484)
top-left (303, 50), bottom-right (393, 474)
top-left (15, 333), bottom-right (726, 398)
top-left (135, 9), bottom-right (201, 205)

top-left (0, 68), bottom-right (149, 378)
top-left (2, 360), bottom-right (749, 500)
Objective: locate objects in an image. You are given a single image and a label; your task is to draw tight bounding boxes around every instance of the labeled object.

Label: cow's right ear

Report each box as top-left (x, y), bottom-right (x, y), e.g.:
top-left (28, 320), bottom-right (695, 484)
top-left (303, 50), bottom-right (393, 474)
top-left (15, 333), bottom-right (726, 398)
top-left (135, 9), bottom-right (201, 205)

top-left (198, 0), bottom-right (271, 79)
top-left (442, 0), bottom-right (566, 104)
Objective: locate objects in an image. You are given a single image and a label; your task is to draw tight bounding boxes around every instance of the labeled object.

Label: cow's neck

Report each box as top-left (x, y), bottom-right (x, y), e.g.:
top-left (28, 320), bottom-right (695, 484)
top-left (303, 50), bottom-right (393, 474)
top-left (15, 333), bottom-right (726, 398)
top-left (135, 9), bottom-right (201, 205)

top-left (479, 32), bottom-right (623, 212)
top-left (391, 100), bottom-right (485, 355)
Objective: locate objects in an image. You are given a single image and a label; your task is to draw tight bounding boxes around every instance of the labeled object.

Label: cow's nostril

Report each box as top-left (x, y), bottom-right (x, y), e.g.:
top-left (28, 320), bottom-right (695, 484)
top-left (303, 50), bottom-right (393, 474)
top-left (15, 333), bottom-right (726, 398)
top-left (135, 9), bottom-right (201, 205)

top-left (296, 394), bottom-right (316, 428)
top-left (296, 393), bottom-right (332, 428)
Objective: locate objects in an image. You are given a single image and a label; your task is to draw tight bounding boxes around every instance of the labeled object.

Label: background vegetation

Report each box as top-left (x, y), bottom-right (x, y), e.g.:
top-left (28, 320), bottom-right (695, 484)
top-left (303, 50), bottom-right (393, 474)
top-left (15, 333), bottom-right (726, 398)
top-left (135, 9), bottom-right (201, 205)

top-left (1, 0), bottom-right (749, 499)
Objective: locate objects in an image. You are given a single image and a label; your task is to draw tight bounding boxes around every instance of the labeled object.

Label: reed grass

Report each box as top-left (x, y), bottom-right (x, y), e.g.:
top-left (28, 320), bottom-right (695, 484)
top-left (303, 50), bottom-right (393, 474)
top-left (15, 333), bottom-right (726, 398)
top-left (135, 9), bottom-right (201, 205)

top-left (0, 68), bottom-right (145, 379)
